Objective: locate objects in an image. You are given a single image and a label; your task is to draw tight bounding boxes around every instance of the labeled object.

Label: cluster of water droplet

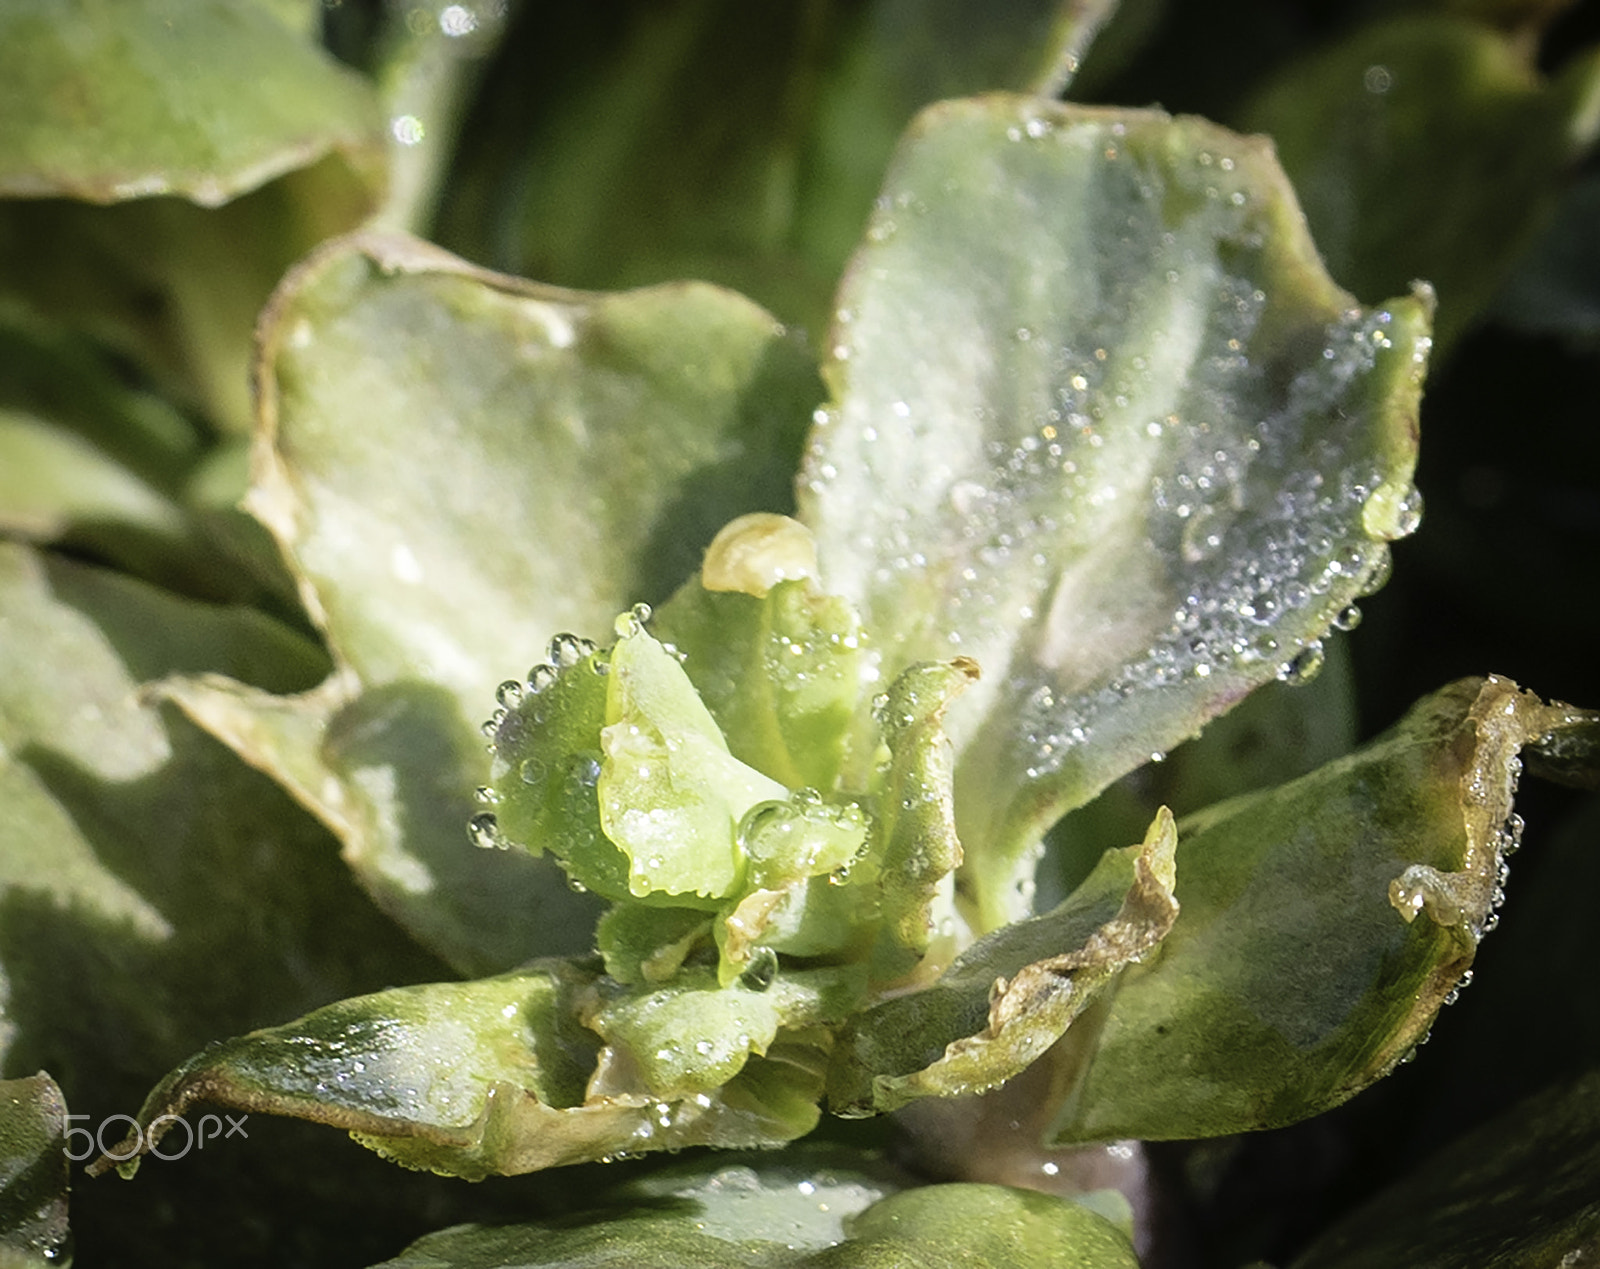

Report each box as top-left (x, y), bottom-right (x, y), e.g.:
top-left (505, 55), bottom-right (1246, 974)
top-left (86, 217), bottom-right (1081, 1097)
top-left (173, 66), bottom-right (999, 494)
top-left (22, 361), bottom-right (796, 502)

top-left (468, 621), bottom-right (617, 856)
top-left (803, 108), bottom-right (1428, 810)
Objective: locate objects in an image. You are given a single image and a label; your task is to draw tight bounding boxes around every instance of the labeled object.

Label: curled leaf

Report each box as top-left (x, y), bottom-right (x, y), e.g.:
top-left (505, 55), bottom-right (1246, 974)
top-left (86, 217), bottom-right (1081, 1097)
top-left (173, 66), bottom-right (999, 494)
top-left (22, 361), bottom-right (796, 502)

top-left (1049, 676), bottom-right (1599, 1143)
top-left (830, 807), bottom-right (1177, 1114)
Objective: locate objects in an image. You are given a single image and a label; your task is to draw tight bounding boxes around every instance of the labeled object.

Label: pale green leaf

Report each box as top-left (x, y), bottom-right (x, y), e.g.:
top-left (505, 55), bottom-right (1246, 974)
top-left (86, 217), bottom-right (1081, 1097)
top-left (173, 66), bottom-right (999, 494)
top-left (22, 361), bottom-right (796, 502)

top-left (98, 960), bottom-right (831, 1180)
top-left (798, 95), bottom-right (1429, 929)
top-left (0, 0), bottom-right (382, 205)
top-left (369, 1154), bottom-right (1139, 1268)
top-left (0, 544), bottom-right (441, 1123)
top-left (169, 232), bottom-right (820, 973)
top-left (829, 807), bottom-right (1176, 1113)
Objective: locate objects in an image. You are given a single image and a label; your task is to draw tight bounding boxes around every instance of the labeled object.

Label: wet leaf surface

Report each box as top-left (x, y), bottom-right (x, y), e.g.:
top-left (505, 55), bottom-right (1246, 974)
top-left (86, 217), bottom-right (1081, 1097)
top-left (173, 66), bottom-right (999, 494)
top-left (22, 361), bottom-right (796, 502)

top-left (798, 94), bottom-right (1430, 927)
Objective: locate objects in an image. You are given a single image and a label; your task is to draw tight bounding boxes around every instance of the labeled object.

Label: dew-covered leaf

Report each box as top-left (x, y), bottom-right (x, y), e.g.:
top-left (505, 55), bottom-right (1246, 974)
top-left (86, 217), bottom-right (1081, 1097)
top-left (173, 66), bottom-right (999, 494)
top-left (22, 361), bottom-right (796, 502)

top-left (829, 807), bottom-right (1176, 1114)
top-left (1238, 15), bottom-right (1600, 351)
top-left (864, 658), bottom-right (979, 981)
top-left (163, 231), bottom-right (817, 974)
top-left (0, 544), bottom-right (442, 1125)
top-left (98, 959), bottom-right (834, 1181)
top-left (369, 1153), bottom-right (1139, 1269)
top-left (799, 95), bottom-right (1430, 928)
top-left (1291, 1067), bottom-right (1600, 1269)
top-left (0, 1073), bottom-right (68, 1265)
top-left (435, 0), bottom-right (1114, 332)
top-left (600, 628), bottom-right (786, 902)
top-left (1042, 635), bottom-right (1358, 903)
top-left (1046, 676), bottom-right (1599, 1143)
top-left (653, 518), bottom-right (867, 795)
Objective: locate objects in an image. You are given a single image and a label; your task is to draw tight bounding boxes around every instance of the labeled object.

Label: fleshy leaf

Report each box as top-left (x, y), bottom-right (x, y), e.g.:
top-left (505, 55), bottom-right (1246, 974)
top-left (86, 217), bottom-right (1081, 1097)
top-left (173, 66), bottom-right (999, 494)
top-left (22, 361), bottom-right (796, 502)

top-left (799, 95), bottom-right (1430, 928)
top-left (1238, 15), bottom-right (1600, 350)
top-left (1047, 675), bottom-right (1599, 1143)
top-left (0, 0), bottom-right (383, 205)
top-left (829, 807), bottom-right (1176, 1114)
top-left (370, 1153), bottom-right (1138, 1269)
top-left (97, 960), bottom-right (829, 1181)
top-left (166, 231), bottom-right (819, 973)
top-left (1292, 1067), bottom-right (1600, 1269)
top-left (601, 626), bottom-right (786, 901)
top-left (654, 518), bottom-right (866, 794)
top-left (0, 0), bottom-right (386, 434)
top-left (0, 544), bottom-right (442, 1123)
top-left (865, 658), bottom-right (979, 981)
top-left (0, 1074), bottom-right (67, 1266)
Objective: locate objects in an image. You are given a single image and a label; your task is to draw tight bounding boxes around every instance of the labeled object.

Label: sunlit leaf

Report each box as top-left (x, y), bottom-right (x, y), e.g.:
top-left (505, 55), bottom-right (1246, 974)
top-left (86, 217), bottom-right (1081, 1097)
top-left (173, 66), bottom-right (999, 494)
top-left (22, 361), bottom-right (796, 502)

top-left (160, 231), bottom-right (818, 974)
top-left (97, 960), bottom-right (838, 1181)
top-left (799, 94), bottom-right (1430, 928)
top-left (0, 0), bottom-right (386, 433)
top-left (369, 1152), bottom-right (1139, 1268)
top-left (829, 806), bottom-right (1176, 1113)
top-left (0, 544), bottom-right (441, 1129)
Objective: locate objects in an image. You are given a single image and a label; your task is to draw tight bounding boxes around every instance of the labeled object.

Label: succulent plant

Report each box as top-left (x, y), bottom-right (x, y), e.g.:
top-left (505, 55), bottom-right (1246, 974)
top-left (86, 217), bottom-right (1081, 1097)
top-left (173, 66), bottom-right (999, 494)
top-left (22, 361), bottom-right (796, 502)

top-left (2, 2), bottom-right (1599, 1266)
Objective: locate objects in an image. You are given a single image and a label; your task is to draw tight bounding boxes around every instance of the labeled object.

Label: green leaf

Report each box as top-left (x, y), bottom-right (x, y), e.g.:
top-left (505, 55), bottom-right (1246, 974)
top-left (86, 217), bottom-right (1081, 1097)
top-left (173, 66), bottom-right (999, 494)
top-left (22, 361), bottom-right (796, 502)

top-left (829, 806), bottom-right (1176, 1114)
top-left (798, 95), bottom-right (1430, 929)
top-left (1046, 676), bottom-right (1599, 1143)
top-left (1237, 15), bottom-right (1600, 351)
top-left (0, 544), bottom-right (442, 1121)
top-left (864, 658), bottom-right (979, 980)
top-left (0, 0), bottom-right (387, 434)
top-left (601, 626), bottom-right (786, 902)
top-left (167, 232), bottom-right (820, 974)
top-left (1291, 1067), bottom-right (1600, 1268)
top-left (0, 305), bottom-right (276, 599)
top-left (0, 0), bottom-right (382, 205)
top-left (653, 517), bottom-right (867, 794)
top-left (98, 960), bottom-right (832, 1181)
top-left (369, 1153), bottom-right (1138, 1268)
top-left (435, 0), bottom-right (1114, 332)
top-left (0, 1074), bottom-right (68, 1266)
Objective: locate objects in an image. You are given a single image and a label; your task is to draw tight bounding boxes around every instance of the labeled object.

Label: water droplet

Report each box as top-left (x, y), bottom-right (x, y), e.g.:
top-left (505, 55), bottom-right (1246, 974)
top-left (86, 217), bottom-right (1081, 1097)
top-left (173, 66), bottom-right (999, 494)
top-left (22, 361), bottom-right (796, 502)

top-left (480, 715), bottom-right (501, 739)
top-left (496, 679), bottom-right (524, 708)
top-left (1333, 604), bottom-right (1363, 632)
top-left (740, 947), bottom-right (778, 991)
top-left (527, 663), bottom-right (557, 692)
top-left (473, 784), bottom-right (499, 805)
top-left (615, 603), bottom-right (653, 639)
top-left (1278, 640), bottom-right (1326, 685)
top-left (549, 633), bottom-right (594, 667)
top-left (468, 812), bottom-right (504, 850)
top-left (1395, 488), bottom-right (1423, 536)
